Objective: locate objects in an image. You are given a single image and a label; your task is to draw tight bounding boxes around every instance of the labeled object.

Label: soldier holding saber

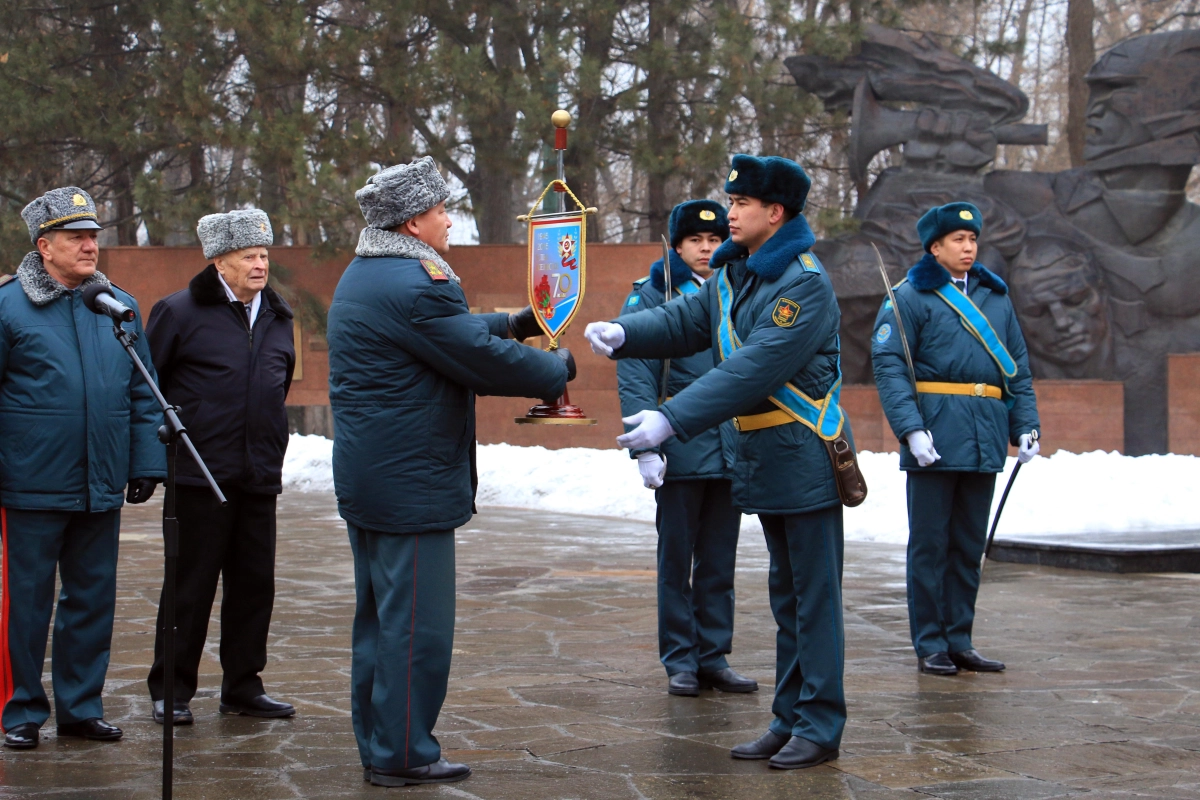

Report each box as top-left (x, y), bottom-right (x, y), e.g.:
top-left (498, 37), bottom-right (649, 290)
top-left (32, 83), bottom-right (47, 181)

top-left (871, 202), bottom-right (1041, 676)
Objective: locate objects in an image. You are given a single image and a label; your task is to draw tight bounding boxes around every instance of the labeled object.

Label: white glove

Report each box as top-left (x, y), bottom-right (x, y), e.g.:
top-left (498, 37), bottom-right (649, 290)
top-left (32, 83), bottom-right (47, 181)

top-left (617, 410), bottom-right (676, 450)
top-left (1017, 432), bottom-right (1040, 464)
top-left (636, 452), bottom-right (667, 489)
top-left (906, 430), bottom-right (941, 467)
top-left (584, 321), bottom-right (625, 356)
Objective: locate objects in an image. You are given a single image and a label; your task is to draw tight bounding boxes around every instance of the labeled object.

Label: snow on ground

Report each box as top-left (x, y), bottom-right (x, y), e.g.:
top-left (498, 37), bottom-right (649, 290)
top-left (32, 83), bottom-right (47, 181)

top-left (282, 434), bottom-right (1200, 545)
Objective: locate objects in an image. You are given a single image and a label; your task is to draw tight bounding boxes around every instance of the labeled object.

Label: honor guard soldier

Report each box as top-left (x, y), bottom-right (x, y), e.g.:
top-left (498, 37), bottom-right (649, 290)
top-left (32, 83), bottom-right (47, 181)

top-left (871, 202), bottom-right (1041, 676)
top-left (586, 155), bottom-right (853, 770)
top-left (0, 188), bottom-right (166, 750)
top-left (327, 157), bottom-right (573, 787)
top-left (617, 200), bottom-right (756, 698)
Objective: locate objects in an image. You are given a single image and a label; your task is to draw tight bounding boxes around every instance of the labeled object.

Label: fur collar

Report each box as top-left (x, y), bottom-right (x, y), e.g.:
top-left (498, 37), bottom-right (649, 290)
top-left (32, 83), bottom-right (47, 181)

top-left (16, 251), bottom-right (110, 306)
top-left (709, 214), bottom-right (816, 280)
top-left (355, 227), bottom-right (461, 284)
top-left (649, 249), bottom-right (696, 293)
top-left (907, 252), bottom-right (1008, 295)
top-left (188, 264), bottom-right (293, 318)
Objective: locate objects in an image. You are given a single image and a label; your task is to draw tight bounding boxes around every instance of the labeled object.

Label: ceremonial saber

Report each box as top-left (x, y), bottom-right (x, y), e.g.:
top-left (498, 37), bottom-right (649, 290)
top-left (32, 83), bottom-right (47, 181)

top-left (872, 244), bottom-right (930, 442)
top-left (981, 429), bottom-right (1039, 571)
top-left (658, 234), bottom-right (672, 405)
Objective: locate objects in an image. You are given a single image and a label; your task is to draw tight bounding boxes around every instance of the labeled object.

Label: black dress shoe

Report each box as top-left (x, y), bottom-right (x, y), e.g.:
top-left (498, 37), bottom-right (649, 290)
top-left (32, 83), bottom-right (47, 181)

top-left (950, 649), bottom-right (1006, 672)
top-left (667, 671), bottom-right (700, 697)
top-left (153, 700), bottom-right (194, 726)
top-left (730, 729), bottom-right (790, 759)
top-left (917, 652), bottom-right (959, 675)
top-left (370, 758), bottom-right (471, 786)
top-left (768, 735), bottom-right (839, 769)
top-left (3, 723), bottom-right (39, 749)
top-left (57, 718), bottom-right (123, 741)
top-left (219, 694), bottom-right (295, 718)
top-left (698, 667), bottom-right (759, 693)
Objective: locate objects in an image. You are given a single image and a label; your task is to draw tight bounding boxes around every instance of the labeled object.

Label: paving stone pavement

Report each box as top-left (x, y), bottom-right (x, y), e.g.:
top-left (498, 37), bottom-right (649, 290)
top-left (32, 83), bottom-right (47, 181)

top-left (2, 491), bottom-right (1199, 798)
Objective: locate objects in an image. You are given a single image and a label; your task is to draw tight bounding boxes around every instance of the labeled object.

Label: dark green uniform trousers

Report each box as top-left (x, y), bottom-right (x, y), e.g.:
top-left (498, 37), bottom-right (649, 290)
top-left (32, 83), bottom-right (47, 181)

top-left (347, 524), bottom-right (455, 771)
top-left (905, 471), bottom-right (997, 657)
top-left (0, 508), bottom-right (121, 731)
top-left (654, 479), bottom-right (741, 676)
top-left (760, 505), bottom-right (846, 750)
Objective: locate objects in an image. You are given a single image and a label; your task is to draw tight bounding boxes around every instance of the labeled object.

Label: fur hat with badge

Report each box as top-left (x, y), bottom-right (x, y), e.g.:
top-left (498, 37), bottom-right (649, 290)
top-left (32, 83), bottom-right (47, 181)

top-left (668, 200), bottom-right (729, 247)
top-left (723, 154), bottom-right (812, 214)
top-left (916, 202), bottom-right (983, 252)
top-left (356, 156), bottom-right (450, 230)
top-left (197, 209), bottom-right (274, 260)
top-left (21, 187), bottom-right (103, 244)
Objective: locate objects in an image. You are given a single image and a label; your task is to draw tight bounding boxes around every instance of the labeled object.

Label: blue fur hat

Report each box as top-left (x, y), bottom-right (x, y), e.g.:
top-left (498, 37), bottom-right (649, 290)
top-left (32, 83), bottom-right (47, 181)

top-left (917, 202), bottom-right (983, 252)
top-left (668, 200), bottom-right (729, 247)
top-left (723, 154), bottom-right (811, 213)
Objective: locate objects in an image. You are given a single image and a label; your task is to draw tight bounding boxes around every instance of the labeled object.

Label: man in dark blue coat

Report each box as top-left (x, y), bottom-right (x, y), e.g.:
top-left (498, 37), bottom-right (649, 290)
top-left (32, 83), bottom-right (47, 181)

top-left (586, 156), bottom-right (852, 770)
top-left (617, 199), bottom-right (756, 698)
top-left (328, 157), bottom-right (572, 787)
top-left (0, 187), bottom-right (165, 750)
top-left (871, 202), bottom-right (1041, 676)
top-left (145, 209), bottom-right (297, 725)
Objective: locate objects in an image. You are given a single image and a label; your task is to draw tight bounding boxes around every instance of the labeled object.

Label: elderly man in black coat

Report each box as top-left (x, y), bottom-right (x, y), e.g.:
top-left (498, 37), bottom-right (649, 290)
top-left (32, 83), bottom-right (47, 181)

top-left (144, 209), bottom-right (297, 725)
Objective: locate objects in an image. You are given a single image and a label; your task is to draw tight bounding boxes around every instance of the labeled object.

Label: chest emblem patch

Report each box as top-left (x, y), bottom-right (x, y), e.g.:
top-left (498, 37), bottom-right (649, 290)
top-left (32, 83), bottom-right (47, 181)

top-left (876, 323), bottom-right (892, 343)
top-left (420, 259), bottom-right (450, 282)
top-left (772, 298), bottom-right (801, 327)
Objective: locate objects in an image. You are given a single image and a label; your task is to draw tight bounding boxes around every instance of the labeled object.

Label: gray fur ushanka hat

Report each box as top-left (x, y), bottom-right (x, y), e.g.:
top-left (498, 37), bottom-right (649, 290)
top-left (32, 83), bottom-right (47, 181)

top-left (197, 209), bottom-right (274, 260)
top-left (356, 156), bottom-right (450, 230)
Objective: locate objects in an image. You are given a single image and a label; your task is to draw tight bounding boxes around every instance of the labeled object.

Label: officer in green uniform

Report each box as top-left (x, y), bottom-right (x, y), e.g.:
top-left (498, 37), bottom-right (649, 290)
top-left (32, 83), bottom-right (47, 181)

top-left (586, 155), bottom-right (851, 770)
top-left (327, 157), bottom-right (571, 787)
top-left (871, 202), bottom-right (1041, 676)
top-left (617, 200), bottom-right (756, 698)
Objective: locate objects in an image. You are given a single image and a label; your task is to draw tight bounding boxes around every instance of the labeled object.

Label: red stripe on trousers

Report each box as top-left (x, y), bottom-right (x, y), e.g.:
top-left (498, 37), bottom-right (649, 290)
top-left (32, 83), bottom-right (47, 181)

top-left (404, 535), bottom-right (419, 768)
top-left (0, 508), bottom-right (13, 731)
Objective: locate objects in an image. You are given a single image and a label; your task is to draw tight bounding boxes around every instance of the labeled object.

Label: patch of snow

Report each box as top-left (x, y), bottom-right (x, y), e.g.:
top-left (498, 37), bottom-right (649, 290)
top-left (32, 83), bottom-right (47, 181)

top-left (282, 435), bottom-right (1200, 544)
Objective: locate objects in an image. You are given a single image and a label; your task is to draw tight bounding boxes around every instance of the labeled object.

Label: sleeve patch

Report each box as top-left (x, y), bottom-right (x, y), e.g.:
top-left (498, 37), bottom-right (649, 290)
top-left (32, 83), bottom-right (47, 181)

top-left (627, 295), bottom-right (640, 306)
top-left (420, 259), bottom-right (450, 282)
top-left (772, 298), bottom-right (801, 327)
top-left (875, 323), bottom-right (892, 343)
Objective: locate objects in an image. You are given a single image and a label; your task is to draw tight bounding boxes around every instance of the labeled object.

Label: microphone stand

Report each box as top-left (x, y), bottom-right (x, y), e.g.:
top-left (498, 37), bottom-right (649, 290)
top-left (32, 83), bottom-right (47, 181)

top-left (110, 321), bottom-right (227, 800)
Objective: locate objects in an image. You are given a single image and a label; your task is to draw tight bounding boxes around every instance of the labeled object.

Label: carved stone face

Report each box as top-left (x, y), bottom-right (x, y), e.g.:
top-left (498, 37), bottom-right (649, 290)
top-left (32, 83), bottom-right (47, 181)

top-left (1011, 242), bottom-right (1108, 366)
top-left (1084, 78), bottom-right (1148, 161)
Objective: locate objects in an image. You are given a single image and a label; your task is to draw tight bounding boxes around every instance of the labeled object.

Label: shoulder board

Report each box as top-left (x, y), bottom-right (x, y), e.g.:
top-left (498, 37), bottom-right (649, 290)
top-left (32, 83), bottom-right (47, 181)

top-left (632, 276), bottom-right (650, 286)
top-left (419, 259), bottom-right (450, 282)
top-left (0, 274), bottom-right (13, 287)
top-left (892, 278), bottom-right (908, 290)
top-left (799, 253), bottom-right (822, 274)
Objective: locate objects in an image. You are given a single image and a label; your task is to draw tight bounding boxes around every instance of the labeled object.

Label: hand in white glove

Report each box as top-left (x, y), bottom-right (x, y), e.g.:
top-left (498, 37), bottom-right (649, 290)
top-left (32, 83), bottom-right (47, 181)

top-left (584, 321), bottom-right (626, 356)
top-left (636, 452), bottom-right (667, 489)
top-left (906, 429), bottom-right (941, 467)
top-left (617, 410), bottom-right (676, 450)
top-left (1017, 432), bottom-right (1040, 464)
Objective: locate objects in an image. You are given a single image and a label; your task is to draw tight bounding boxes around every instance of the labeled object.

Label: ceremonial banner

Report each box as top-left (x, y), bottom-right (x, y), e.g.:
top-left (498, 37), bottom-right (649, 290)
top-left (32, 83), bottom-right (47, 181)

top-left (527, 212), bottom-right (587, 345)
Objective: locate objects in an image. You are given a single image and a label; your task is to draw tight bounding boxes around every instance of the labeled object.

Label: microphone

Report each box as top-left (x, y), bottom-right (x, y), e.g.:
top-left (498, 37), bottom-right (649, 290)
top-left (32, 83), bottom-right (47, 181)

top-left (82, 283), bottom-right (136, 323)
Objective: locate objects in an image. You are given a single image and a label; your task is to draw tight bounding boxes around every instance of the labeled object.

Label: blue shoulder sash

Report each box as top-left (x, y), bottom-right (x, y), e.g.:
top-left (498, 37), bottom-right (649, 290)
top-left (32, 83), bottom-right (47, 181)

top-left (714, 259), bottom-right (845, 440)
top-left (932, 285), bottom-right (1018, 390)
top-left (675, 279), bottom-right (700, 296)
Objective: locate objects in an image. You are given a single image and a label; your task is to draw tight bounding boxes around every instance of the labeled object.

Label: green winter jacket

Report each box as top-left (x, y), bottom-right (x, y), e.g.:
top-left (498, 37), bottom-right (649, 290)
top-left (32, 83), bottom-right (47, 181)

top-left (613, 215), bottom-right (849, 515)
top-left (327, 232), bottom-right (569, 535)
top-left (0, 253), bottom-right (166, 511)
top-left (871, 253), bottom-right (1040, 472)
top-left (617, 252), bottom-right (735, 481)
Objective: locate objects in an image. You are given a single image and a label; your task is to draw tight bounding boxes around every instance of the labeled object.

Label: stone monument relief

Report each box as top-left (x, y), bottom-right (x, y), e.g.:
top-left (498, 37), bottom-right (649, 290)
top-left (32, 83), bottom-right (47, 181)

top-left (788, 26), bottom-right (1200, 454)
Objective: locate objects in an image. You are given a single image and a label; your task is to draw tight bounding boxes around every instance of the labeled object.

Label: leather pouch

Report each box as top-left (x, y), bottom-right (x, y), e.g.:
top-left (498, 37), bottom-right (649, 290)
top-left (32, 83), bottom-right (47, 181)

top-left (824, 434), bottom-right (868, 508)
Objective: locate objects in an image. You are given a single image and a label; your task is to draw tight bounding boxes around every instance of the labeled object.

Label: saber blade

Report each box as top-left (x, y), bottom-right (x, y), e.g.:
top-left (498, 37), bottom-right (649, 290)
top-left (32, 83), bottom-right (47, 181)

top-left (658, 234), bottom-right (672, 405)
top-left (982, 430), bottom-right (1039, 571)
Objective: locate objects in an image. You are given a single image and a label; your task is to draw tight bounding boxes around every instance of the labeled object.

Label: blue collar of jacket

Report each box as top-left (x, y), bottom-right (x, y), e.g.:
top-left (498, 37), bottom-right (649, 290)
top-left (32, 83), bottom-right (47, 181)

top-left (709, 214), bottom-right (816, 280)
top-left (907, 252), bottom-right (1008, 295)
top-left (649, 249), bottom-right (695, 293)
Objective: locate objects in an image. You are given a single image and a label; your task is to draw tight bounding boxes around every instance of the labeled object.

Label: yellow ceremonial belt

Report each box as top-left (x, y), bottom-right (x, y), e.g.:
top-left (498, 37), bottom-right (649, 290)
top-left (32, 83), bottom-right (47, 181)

top-left (916, 381), bottom-right (1002, 399)
top-left (732, 409), bottom-right (796, 432)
